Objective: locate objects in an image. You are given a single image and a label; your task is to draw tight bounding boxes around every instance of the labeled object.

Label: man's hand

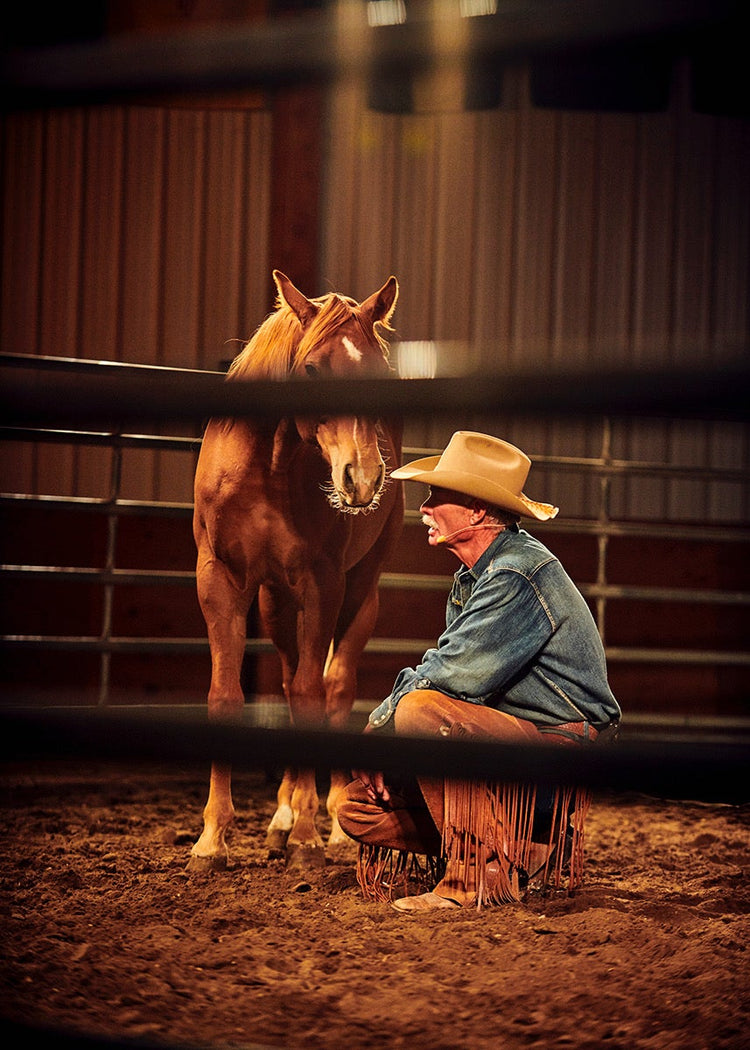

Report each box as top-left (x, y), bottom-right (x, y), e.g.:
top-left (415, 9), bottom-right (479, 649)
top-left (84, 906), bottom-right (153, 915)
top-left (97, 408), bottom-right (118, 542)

top-left (352, 768), bottom-right (391, 804)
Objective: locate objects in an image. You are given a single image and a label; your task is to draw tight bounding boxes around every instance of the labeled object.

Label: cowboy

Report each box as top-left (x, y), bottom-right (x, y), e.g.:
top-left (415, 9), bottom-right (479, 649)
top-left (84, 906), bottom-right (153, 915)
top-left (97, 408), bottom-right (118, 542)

top-left (338, 431), bottom-right (621, 912)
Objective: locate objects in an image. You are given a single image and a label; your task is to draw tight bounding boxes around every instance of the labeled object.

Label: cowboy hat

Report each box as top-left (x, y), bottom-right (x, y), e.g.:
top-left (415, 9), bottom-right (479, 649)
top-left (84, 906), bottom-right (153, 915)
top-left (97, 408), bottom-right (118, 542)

top-left (391, 431), bottom-right (559, 521)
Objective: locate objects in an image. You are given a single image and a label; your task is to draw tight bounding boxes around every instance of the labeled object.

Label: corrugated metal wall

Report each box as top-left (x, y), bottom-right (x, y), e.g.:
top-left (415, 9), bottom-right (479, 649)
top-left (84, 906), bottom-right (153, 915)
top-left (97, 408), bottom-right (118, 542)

top-left (1, 63), bottom-right (748, 522)
top-left (1, 103), bottom-right (273, 503)
top-left (321, 64), bottom-right (749, 523)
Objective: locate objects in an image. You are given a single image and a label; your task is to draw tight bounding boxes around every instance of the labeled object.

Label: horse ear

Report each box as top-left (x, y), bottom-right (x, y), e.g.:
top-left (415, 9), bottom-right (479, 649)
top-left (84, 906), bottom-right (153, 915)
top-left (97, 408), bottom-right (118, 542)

top-left (273, 270), bottom-right (319, 327)
top-left (361, 276), bottom-right (399, 327)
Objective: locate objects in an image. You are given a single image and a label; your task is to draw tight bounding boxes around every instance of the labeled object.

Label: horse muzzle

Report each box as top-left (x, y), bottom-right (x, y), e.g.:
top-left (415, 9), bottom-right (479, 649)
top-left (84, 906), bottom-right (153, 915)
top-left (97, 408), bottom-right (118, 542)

top-left (342, 461), bottom-right (385, 506)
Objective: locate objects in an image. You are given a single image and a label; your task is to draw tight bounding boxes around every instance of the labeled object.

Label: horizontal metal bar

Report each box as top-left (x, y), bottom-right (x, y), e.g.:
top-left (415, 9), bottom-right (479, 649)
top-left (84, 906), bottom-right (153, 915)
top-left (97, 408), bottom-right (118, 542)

top-left (604, 646), bottom-right (750, 666)
top-left (1, 565), bottom-right (197, 587)
top-left (0, 635), bottom-right (432, 656)
top-left (231, 709), bottom-right (749, 744)
top-left (362, 637), bottom-right (438, 655)
top-left (2, 633), bottom-right (748, 666)
top-left (0, 493), bottom-right (195, 518)
top-left (4, 425), bottom-right (748, 485)
top-left (403, 446), bottom-right (750, 485)
top-left (3, 493), bottom-right (749, 543)
top-left (7, 698), bottom-right (747, 740)
top-left (0, 635), bottom-right (218, 655)
top-left (1, 708), bottom-right (747, 803)
top-left (614, 711), bottom-right (750, 736)
top-left (578, 583), bottom-right (750, 606)
top-left (531, 456), bottom-right (750, 484)
top-left (381, 574), bottom-right (750, 607)
top-left (186, 700), bottom-right (750, 739)
top-left (2, 358), bottom-right (748, 427)
top-left (0, 1), bottom-right (732, 103)
top-left (383, 576), bottom-right (748, 610)
top-left (0, 426), bottom-right (202, 453)
top-left (0, 353), bottom-right (222, 374)
top-left (5, 565), bottom-right (749, 610)
top-left (502, 515), bottom-right (750, 544)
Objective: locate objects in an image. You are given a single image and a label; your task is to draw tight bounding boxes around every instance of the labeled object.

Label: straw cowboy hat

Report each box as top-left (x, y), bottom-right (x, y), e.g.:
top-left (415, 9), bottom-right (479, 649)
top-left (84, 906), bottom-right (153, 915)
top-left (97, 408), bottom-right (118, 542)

top-left (391, 431), bottom-right (559, 521)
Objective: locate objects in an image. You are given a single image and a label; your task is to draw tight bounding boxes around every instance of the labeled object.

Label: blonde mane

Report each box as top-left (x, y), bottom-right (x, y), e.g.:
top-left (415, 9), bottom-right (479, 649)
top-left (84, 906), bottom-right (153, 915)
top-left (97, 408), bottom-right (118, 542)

top-left (226, 292), bottom-right (393, 381)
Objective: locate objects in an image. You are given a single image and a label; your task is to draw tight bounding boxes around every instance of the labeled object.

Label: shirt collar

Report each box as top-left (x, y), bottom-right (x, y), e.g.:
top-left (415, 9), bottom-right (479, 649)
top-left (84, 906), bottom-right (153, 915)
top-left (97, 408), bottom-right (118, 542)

top-left (458, 523), bottom-right (519, 580)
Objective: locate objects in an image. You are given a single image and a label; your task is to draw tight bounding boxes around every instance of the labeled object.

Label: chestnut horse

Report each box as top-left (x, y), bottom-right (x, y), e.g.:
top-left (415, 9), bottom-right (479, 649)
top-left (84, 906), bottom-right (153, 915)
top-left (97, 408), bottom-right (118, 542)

top-left (189, 270), bottom-right (403, 873)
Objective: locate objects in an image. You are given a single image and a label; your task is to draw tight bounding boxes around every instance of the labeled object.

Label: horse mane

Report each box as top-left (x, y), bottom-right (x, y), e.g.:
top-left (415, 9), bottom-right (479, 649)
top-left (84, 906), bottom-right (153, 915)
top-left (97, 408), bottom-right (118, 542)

top-left (226, 292), bottom-right (393, 382)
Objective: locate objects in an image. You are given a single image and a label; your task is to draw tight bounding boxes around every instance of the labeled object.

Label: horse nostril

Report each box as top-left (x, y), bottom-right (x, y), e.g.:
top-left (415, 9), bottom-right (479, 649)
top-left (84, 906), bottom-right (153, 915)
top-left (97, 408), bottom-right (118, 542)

top-left (344, 464), bottom-right (354, 492)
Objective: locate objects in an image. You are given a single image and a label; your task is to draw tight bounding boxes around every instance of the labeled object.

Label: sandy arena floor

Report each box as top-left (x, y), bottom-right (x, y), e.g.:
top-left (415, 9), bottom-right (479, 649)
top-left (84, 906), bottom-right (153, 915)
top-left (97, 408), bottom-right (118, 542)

top-left (1, 760), bottom-right (748, 1050)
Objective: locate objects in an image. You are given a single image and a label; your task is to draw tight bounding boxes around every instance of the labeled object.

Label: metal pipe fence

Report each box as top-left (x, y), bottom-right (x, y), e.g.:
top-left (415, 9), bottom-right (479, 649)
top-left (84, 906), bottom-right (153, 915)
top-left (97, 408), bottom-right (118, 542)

top-left (2, 353), bottom-right (749, 427)
top-left (0, 1), bottom-right (733, 105)
top-left (2, 705), bottom-right (748, 803)
top-left (2, 355), bottom-right (749, 716)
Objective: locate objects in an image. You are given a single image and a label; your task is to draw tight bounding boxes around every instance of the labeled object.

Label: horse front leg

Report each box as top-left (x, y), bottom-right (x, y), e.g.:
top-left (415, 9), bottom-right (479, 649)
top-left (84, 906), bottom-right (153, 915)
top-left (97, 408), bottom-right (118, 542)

top-left (256, 595), bottom-right (300, 859)
top-left (281, 659), bottom-right (329, 872)
top-left (261, 576), bottom-right (340, 872)
top-left (187, 555), bottom-right (250, 874)
top-left (265, 717), bottom-right (325, 869)
top-left (324, 579), bottom-right (382, 848)
top-left (265, 763), bottom-right (297, 858)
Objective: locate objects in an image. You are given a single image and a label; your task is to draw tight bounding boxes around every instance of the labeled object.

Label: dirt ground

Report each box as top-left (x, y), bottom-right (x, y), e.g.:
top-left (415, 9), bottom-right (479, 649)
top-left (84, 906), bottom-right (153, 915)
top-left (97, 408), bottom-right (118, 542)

top-left (0, 760), bottom-right (748, 1050)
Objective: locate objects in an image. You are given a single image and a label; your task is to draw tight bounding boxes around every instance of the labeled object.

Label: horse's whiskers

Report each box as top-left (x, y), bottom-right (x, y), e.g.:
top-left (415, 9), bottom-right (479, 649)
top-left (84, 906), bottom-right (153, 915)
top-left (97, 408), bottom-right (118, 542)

top-left (320, 481), bottom-right (382, 515)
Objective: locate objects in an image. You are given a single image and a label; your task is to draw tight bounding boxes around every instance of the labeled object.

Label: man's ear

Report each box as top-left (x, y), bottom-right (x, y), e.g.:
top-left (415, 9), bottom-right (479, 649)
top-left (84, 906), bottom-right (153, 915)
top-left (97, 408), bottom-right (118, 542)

top-left (468, 501), bottom-right (487, 524)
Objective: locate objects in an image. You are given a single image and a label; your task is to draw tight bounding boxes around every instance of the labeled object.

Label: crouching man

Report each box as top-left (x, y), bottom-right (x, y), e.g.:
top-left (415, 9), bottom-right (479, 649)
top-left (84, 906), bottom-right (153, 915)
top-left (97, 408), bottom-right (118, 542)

top-left (338, 432), bottom-right (621, 912)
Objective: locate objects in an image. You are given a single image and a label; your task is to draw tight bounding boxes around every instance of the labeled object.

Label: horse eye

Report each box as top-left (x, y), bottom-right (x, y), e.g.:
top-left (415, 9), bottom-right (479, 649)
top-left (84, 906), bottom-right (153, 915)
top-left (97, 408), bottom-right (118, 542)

top-left (305, 363), bottom-right (319, 378)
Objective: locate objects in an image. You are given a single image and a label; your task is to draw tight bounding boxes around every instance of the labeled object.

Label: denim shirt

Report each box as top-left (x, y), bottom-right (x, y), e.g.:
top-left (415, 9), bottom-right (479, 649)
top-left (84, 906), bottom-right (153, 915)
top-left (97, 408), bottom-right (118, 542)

top-left (369, 527), bottom-right (620, 731)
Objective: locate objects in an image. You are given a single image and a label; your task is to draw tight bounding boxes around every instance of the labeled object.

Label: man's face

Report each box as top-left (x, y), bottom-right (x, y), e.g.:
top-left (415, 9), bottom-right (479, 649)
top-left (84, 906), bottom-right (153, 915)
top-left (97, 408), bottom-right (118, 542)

top-left (419, 486), bottom-right (472, 547)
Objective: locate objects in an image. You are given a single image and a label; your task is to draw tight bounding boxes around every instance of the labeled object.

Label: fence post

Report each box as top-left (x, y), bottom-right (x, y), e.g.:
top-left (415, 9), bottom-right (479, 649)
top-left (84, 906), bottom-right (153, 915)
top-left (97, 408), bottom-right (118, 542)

top-left (99, 435), bottom-right (122, 707)
top-left (595, 417), bottom-right (612, 644)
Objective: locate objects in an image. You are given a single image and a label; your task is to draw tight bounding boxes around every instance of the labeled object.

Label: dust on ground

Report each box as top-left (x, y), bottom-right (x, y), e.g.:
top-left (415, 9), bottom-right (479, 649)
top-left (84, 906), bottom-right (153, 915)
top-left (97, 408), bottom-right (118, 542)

top-left (1, 761), bottom-right (748, 1050)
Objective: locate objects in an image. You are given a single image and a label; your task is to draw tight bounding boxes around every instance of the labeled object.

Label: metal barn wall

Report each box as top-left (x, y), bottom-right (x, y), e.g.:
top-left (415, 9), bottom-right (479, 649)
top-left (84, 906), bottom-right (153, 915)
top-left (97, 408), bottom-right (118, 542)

top-left (1, 64), bottom-right (748, 524)
top-left (321, 65), bottom-right (750, 525)
top-left (0, 103), bottom-right (273, 504)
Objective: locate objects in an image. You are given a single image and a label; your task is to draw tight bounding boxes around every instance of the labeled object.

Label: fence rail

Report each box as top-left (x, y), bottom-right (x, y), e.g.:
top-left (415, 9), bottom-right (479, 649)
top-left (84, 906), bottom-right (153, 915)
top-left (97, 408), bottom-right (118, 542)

top-left (2, 355), bottom-right (749, 710)
top-left (2, 706), bottom-right (748, 803)
top-left (2, 354), bottom-right (749, 427)
top-left (0, 1), bottom-right (734, 103)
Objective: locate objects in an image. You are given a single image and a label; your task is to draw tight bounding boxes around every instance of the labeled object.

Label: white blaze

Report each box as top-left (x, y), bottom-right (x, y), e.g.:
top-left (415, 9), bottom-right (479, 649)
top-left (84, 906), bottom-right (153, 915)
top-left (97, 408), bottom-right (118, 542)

top-left (342, 336), bottom-right (362, 362)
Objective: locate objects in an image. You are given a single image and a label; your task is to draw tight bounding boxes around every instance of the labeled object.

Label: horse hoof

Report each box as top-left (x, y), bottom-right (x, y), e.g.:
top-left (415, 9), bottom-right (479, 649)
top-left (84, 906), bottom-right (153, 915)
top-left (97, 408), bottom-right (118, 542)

top-left (285, 843), bottom-right (326, 872)
top-left (185, 851), bottom-right (227, 874)
top-left (265, 829), bottom-right (290, 859)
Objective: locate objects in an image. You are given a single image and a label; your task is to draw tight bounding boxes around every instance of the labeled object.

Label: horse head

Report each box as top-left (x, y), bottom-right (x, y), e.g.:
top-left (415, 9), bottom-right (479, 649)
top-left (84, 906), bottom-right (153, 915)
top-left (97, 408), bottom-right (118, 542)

top-left (274, 270), bottom-right (399, 514)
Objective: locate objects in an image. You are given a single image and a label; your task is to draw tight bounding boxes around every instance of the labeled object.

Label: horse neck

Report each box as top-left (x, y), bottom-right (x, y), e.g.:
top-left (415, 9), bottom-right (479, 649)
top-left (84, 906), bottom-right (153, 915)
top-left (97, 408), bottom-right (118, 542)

top-left (270, 417), bottom-right (304, 473)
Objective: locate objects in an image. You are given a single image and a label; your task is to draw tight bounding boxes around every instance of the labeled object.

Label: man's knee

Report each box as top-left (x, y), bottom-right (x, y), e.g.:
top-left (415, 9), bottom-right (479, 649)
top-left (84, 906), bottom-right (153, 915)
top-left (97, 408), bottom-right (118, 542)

top-left (394, 689), bottom-right (452, 736)
top-left (336, 779), bottom-right (370, 840)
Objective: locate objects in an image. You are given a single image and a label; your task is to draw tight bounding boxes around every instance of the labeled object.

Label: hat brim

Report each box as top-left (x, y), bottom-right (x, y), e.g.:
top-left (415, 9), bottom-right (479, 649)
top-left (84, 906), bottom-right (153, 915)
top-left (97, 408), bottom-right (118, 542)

top-left (391, 456), bottom-right (558, 521)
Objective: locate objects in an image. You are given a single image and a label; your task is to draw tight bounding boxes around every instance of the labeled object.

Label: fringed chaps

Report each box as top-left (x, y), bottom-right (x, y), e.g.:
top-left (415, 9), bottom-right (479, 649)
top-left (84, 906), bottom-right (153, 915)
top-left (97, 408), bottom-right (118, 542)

top-left (443, 778), bottom-right (592, 907)
top-left (356, 845), bottom-right (445, 904)
top-left (355, 779), bottom-right (592, 908)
